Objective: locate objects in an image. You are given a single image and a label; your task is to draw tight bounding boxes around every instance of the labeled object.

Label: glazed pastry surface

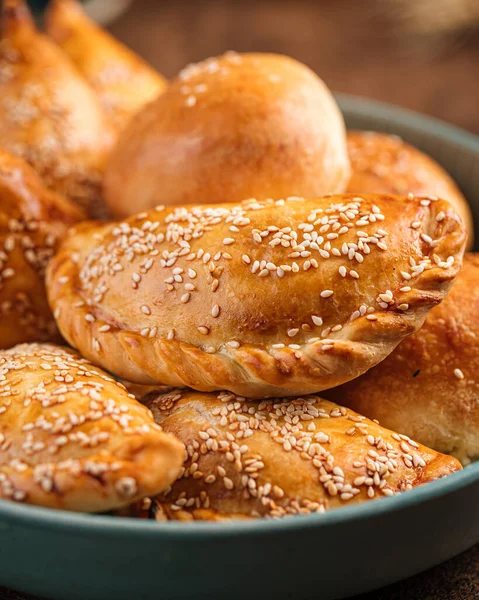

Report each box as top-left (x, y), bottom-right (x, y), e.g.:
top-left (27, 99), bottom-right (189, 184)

top-left (47, 194), bottom-right (466, 397)
top-left (104, 52), bottom-right (350, 217)
top-left (0, 343), bottom-right (184, 512)
top-left (347, 131), bottom-right (474, 247)
top-left (144, 388), bottom-right (461, 520)
top-left (325, 253), bottom-right (479, 465)
top-left (0, 0), bottom-right (114, 217)
top-left (46, 0), bottom-right (167, 133)
top-left (0, 149), bottom-right (83, 348)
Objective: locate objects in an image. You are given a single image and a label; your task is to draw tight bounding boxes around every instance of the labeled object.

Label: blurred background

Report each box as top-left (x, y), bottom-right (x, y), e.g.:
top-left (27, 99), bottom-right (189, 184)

top-left (36, 0), bottom-right (479, 133)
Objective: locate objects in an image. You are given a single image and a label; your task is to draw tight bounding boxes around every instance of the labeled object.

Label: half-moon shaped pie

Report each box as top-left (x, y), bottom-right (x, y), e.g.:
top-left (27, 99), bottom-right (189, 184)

top-left (45, 0), bottom-right (167, 133)
top-left (103, 51), bottom-right (350, 217)
top-left (47, 194), bottom-right (466, 397)
top-left (143, 389), bottom-right (461, 520)
top-left (0, 343), bottom-right (184, 512)
top-left (0, 0), bottom-right (114, 217)
top-left (0, 148), bottom-right (83, 349)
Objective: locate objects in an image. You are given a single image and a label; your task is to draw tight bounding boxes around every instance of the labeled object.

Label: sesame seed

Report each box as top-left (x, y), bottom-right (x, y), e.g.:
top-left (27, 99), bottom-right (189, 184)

top-left (180, 293), bottom-right (191, 303)
top-left (320, 290), bottom-right (334, 298)
top-left (223, 477), bottom-right (234, 490)
top-left (421, 233), bottom-right (433, 244)
top-left (223, 238), bottom-right (235, 245)
top-left (198, 326), bottom-right (210, 335)
top-left (312, 316), bottom-right (323, 326)
top-left (287, 328), bottom-right (299, 338)
top-left (454, 368), bottom-right (464, 380)
top-left (141, 306), bottom-right (151, 315)
top-left (212, 305), bottom-right (220, 318)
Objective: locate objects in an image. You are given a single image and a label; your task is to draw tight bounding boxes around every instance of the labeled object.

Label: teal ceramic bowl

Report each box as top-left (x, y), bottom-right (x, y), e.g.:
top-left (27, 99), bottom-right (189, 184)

top-left (0, 95), bottom-right (478, 600)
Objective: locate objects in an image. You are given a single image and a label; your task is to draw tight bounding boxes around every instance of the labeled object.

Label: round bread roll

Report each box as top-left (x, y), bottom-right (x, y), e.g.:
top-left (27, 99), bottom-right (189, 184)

top-left (325, 253), bottom-right (479, 465)
top-left (103, 52), bottom-right (350, 218)
top-left (47, 194), bottom-right (466, 398)
top-left (0, 148), bottom-right (83, 349)
top-left (347, 131), bottom-right (474, 247)
top-left (143, 389), bottom-right (461, 520)
top-left (0, 343), bottom-right (184, 512)
top-left (0, 0), bottom-right (114, 217)
top-left (45, 0), bottom-right (167, 133)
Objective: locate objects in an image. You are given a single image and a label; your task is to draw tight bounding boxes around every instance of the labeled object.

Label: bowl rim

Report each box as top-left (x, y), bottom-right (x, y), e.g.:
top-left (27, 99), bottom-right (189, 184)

top-left (1, 93), bottom-right (478, 539)
top-left (336, 93), bottom-right (479, 152)
top-left (0, 463), bottom-right (477, 537)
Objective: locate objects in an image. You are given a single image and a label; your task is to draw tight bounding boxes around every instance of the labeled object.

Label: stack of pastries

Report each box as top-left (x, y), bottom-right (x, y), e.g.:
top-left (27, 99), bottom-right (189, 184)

top-left (0, 0), bottom-right (476, 520)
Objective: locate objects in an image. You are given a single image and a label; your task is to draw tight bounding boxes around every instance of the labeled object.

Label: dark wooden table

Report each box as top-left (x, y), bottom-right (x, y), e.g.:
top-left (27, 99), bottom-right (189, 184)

top-left (2, 1), bottom-right (478, 599)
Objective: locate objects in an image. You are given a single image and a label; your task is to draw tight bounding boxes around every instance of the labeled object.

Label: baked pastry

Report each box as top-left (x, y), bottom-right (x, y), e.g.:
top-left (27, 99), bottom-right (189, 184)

top-left (47, 193), bottom-right (466, 397)
top-left (0, 0), bottom-right (114, 217)
top-left (347, 131), bottom-right (474, 247)
top-left (0, 343), bottom-right (184, 512)
top-left (143, 389), bottom-right (461, 520)
top-left (103, 52), bottom-right (350, 217)
top-left (0, 148), bottom-right (83, 349)
top-left (325, 253), bottom-right (479, 465)
top-left (45, 0), bottom-right (167, 133)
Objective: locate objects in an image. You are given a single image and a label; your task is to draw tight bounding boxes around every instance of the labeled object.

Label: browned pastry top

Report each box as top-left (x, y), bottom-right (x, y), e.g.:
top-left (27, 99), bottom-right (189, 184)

top-left (0, 343), bottom-right (184, 512)
top-left (0, 0), bottom-right (114, 217)
top-left (347, 131), bottom-right (474, 247)
top-left (145, 389), bottom-right (461, 520)
top-left (325, 253), bottom-right (479, 465)
top-left (47, 193), bottom-right (466, 397)
top-left (0, 148), bottom-right (83, 348)
top-left (45, 0), bottom-right (167, 133)
top-left (104, 51), bottom-right (350, 217)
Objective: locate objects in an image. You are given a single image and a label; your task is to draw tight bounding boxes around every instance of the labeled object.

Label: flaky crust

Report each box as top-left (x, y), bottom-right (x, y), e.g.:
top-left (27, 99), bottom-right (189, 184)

top-left (325, 253), bottom-right (479, 465)
top-left (0, 149), bottom-right (84, 348)
top-left (347, 131), bottom-right (474, 248)
top-left (47, 194), bottom-right (466, 398)
top-left (0, 0), bottom-right (114, 217)
top-left (143, 389), bottom-right (461, 520)
top-left (45, 0), bottom-right (167, 133)
top-left (103, 52), bottom-right (350, 217)
top-left (0, 343), bottom-right (184, 512)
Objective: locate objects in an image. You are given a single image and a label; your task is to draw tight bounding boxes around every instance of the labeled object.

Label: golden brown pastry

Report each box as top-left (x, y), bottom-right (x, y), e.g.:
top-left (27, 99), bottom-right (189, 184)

top-left (47, 194), bottom-right (466, 397)
top-left (0, 0), bottom-right (114, 217)
top-left (103, 52), bottom-right (350, 217)
top-left (325, 253), bottom-right (479, 465)
top-left (0, 343), bottom-right (184, 512)
top-left (143, 389), bottom-right (461, 520)
top-left (0, 148), bottom-right (83, 349)
top-left (347, 131), bottom-right (474, 247)
top-left (45, 0), bottom-right (167, 133)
